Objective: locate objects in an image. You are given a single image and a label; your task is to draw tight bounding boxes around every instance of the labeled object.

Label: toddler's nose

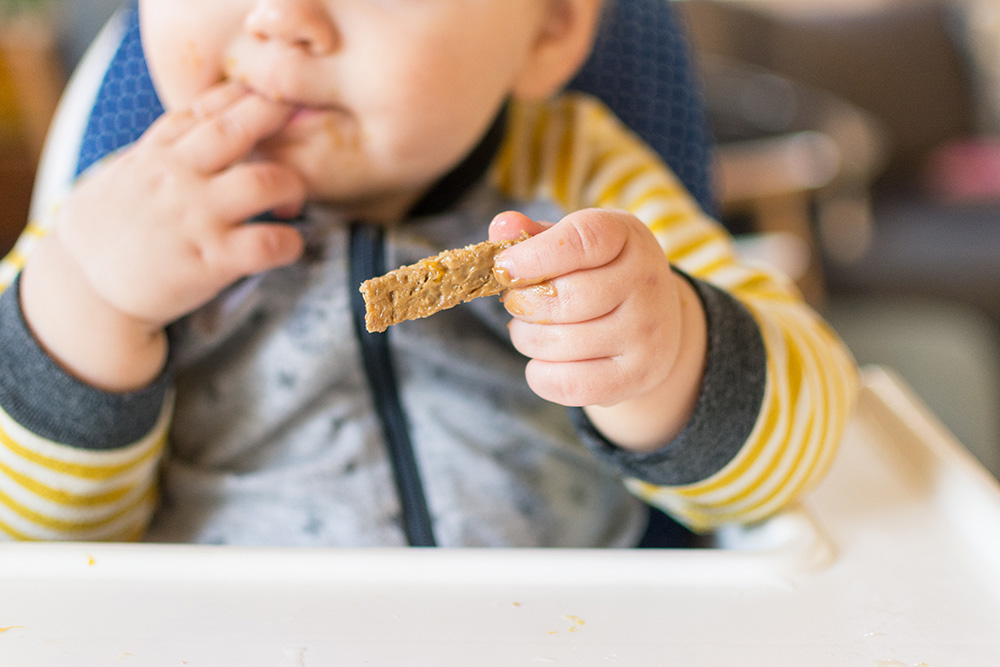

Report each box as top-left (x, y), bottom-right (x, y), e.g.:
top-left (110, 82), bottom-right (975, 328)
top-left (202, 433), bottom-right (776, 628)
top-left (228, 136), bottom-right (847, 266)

top-left (245, 0), bottom-right (339, 55)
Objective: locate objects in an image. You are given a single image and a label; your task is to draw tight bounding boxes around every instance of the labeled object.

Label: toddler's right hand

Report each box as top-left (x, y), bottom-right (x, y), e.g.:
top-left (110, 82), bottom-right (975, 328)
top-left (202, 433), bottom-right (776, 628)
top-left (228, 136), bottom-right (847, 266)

top-left (56, 81), bottom-right (307, 327)
top-left (19, 82), bottom-right (306, 391)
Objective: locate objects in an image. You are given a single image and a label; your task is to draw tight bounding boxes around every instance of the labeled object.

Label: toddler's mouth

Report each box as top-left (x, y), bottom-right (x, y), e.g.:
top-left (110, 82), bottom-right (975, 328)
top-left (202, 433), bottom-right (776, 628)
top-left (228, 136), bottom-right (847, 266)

top-left (289, 105), bottom-right (324, 123)
top-left (231, 75), bottom-right (341, 117)
top-left (259, 99), bottom-right (359, 151)
top-left (288, 104), bottom-right (338, 123)
top-left (231, 74), bottom-right (357, 145)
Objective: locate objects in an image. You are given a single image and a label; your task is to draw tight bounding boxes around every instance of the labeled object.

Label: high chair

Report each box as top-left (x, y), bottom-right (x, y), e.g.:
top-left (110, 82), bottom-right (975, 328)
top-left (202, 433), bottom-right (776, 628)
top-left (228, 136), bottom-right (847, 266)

top-left (6, 6), bottom-right (1000, 662)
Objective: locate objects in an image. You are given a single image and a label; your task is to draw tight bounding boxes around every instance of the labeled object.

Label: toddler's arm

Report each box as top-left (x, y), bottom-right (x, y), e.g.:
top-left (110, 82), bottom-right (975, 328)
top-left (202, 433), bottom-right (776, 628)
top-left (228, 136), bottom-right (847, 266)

top-left (0, 82), bottom-right (306, 540)
top-left (22, 82), bottom-right (305, 392)
top-left (492, 95), bottom-right (859, 531)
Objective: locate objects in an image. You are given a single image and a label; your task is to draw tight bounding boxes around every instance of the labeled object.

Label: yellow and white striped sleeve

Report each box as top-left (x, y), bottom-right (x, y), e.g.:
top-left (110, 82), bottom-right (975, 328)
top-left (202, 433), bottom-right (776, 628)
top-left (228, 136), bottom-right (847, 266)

top-left (0, 211), bottom-right (171, 542)
top-left (494, 94), bottom-right (859, 531)
top-left (0, 402), bottom-right (168, 541)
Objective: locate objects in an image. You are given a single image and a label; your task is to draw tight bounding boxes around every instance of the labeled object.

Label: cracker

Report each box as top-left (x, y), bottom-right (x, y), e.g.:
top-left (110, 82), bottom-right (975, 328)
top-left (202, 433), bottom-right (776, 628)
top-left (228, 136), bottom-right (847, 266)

top-left (359, 235), bottom-right (526, 333)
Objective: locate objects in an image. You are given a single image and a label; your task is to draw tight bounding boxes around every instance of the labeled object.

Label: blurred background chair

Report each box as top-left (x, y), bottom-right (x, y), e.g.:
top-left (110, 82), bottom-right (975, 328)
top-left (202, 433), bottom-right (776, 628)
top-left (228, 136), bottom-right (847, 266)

top-left (678, 0), bottom-right (1000, 478)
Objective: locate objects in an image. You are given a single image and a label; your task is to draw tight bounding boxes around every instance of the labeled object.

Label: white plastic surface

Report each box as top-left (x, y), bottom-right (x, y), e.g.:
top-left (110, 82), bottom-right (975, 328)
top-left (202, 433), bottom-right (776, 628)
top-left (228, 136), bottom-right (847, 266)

top-left (1, 367), bottom-right (999, 665)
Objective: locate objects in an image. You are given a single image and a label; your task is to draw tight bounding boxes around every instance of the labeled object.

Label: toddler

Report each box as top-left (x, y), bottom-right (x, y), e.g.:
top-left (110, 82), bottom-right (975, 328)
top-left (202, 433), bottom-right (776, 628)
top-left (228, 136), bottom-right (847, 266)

top-left (0, 0), bottom-right (857, 546)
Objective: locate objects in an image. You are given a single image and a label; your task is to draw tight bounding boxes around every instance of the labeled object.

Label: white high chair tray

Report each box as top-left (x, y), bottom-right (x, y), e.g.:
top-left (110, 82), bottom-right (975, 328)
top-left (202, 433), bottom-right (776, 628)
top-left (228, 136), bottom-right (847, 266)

top-left (1, 367), bottom-right (999, 666)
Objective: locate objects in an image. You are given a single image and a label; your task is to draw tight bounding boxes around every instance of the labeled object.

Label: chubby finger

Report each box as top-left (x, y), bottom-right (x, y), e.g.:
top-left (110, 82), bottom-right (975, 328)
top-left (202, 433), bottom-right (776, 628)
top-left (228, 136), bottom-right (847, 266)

top-left (493, 209), bottom-right (629, 287)
top-left (211, 161), bottom-right (307, 222)
top-left (188, 81), bottom-right (250, 119)
top-left (524, 357), bottom-right (629, 408)
top-left (143, 109), bottom-right (199, 145)
top-left (502, 262), bottom-right (626, 324)
top-left (488, 211), bottom-right (550, 242)
top-left (176, 92), bottom-right (294, 173)
top-left (211, 222), bottom-right (305, 279)
top-left (507, 317), bottom-right (622, 363)
top-left (144, 81), bottom-right (247, 145)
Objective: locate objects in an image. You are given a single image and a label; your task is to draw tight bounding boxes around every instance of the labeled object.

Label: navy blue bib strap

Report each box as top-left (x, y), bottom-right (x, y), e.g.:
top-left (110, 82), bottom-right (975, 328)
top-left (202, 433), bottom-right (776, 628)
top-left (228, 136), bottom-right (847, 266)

top-left (76, 1), bottom-right (162, 178)
top-left (349, 222), bottom-right (438, 547)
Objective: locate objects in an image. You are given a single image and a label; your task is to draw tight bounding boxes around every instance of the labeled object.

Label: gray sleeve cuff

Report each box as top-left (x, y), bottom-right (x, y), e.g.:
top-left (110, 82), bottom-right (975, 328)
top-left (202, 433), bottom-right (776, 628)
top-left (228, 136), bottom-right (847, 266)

top-left (0, 275), bottom-right (172, 450)
top-left (571, 272), bottom-right (766, 486)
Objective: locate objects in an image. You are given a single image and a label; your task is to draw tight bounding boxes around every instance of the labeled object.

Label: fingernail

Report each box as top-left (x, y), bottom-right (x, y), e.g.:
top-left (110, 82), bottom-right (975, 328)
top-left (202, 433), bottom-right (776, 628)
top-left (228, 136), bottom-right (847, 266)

top-left (494, 253), bottom-right (532, 287)
top-left (493, 256), bottom-right (514, 286)
top-left (503, 291), bottom-right (530, 316)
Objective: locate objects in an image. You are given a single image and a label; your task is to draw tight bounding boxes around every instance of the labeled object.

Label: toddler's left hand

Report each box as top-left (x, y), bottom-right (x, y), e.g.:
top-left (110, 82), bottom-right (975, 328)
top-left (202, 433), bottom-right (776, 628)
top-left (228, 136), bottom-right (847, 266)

top-left (490, 209), bottom-right (687, 410)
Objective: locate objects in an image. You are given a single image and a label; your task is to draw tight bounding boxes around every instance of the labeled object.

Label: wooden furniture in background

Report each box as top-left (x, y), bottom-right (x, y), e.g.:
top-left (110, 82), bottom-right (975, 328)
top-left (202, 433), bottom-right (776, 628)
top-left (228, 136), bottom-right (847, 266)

top-left (0, 12), bottom-right (65, 256)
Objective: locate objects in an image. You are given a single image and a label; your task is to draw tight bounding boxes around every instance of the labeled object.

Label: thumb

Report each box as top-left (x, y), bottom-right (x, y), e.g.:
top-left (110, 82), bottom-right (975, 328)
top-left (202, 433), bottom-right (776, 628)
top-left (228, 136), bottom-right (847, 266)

top-left (488, 210), bottom-right (551, 242)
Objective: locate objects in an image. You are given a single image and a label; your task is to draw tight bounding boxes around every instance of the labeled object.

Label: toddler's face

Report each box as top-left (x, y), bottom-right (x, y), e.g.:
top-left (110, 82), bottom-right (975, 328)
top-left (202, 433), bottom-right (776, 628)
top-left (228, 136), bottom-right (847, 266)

top-left (140, 0), bottom-right (557, 221)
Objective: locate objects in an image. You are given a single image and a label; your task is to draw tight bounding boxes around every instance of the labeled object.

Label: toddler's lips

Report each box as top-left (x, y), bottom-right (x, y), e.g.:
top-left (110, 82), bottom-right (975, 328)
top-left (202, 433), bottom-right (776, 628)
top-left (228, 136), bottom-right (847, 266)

top-left (282, 99), bottom-right (347, 122)
top-left (263, 102), bottom-right (358, 149)
top-left (238, 81), bottom-right (338, 119)
top-left (289, 106), bottom-right (321, 123)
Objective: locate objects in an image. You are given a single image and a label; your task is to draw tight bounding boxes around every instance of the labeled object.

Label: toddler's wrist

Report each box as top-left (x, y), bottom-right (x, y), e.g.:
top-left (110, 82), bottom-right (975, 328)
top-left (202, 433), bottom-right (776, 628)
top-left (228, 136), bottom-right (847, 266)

top-left (19, 237), bottom-right (168, 392)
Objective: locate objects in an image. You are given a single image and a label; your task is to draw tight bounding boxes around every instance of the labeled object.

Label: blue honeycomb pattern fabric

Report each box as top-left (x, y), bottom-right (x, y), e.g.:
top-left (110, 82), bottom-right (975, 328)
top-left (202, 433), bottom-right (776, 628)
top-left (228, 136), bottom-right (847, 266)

top-left (570, 0), bottom-right (716, 215)
top-left (76, 0), bottom-right (715, 214)
top-left (75, 2), bottom-right (162, 177)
